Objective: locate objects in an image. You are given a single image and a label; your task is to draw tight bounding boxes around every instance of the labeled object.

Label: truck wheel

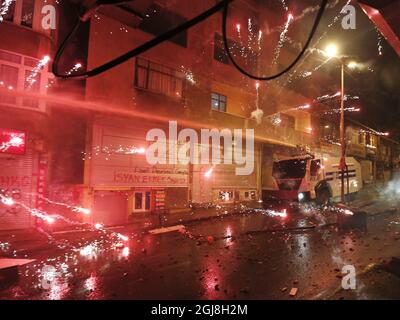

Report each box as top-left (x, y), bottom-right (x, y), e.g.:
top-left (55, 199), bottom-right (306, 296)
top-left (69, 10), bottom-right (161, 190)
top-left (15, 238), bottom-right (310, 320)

top-left (316, 189), bottom-right (330, 206)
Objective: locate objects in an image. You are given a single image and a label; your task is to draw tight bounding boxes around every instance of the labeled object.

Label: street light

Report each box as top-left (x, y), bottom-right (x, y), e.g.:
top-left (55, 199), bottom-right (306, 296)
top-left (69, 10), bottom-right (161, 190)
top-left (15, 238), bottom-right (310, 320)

top-left (325, 44), bottom-right (338, 58)
top-left (347, 61), bottom-right (358, 69)
top-left (323, 43), bottom-right (358, 203)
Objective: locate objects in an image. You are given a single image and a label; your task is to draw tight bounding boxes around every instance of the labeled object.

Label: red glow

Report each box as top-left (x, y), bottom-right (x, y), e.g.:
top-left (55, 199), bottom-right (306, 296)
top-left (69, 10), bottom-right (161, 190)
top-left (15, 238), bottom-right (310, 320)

top-left (344, 209), bottom-right (354, 216)
top-left (122, 246), bottom-right (130, 257)
top-left (0, 128), bottom-right (26, 155)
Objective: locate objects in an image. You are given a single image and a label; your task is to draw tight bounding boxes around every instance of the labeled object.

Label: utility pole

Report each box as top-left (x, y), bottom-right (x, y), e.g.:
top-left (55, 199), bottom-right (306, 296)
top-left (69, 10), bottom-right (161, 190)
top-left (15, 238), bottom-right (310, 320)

top-left (340, 60), bottom-right (346, 203)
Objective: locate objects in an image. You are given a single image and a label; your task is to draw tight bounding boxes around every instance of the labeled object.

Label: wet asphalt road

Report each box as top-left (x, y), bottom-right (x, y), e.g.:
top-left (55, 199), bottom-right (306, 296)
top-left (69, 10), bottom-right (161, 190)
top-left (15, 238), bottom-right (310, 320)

top-left (0, 202), bottom-right (400, 300)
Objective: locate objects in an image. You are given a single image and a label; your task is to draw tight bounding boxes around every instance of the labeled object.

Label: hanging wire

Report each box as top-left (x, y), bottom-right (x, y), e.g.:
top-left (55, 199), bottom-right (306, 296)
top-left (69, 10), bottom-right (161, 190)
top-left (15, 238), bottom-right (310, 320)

top-left (53, 0), bottom-right (329, 81)
top-left (221, 0), bottom-right (329, 80)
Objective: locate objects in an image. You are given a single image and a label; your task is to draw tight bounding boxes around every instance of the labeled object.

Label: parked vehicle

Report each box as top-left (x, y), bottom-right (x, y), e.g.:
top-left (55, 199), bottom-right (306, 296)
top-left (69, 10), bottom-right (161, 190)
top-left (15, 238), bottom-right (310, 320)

top-left (263, 154), bottom-right (362, 204)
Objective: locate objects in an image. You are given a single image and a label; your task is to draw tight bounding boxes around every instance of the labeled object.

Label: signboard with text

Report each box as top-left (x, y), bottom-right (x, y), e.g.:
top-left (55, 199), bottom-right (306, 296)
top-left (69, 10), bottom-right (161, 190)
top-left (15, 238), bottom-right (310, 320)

top-left (0, 128), bottom-right (26, 155)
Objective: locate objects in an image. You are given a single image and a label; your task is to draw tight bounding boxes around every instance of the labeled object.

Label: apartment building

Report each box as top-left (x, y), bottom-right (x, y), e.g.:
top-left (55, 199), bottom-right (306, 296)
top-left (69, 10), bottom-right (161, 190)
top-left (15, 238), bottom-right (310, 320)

top-left (0, 0), bottom-right (89, 231)
top-left (0, 0), bottom-right (58, 230)
top-left (1, 1), bottom-right (397, 230)
top-left (82, 0), bottom-right (317, 226)
top-left (315, 114), bottom-right (400, 185)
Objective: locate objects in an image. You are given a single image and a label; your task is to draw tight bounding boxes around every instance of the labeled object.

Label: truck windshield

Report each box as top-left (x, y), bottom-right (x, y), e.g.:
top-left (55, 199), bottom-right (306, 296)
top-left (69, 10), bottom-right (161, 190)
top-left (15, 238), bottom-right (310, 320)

top-left (273, 159), bottom-right (307, 179)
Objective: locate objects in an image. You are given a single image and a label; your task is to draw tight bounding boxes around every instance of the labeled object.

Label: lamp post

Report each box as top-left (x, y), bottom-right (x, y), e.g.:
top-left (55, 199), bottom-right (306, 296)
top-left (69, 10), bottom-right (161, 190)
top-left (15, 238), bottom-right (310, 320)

top-left (340, 60), bottom-right (346, 203)
top-left (324, 44), bottom-right (358, 203)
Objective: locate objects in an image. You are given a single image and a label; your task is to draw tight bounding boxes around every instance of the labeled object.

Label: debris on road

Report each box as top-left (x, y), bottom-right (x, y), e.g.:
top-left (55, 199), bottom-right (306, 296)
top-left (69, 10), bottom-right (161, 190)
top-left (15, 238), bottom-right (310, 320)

top-left (289, 288), bottom-right (298, 296)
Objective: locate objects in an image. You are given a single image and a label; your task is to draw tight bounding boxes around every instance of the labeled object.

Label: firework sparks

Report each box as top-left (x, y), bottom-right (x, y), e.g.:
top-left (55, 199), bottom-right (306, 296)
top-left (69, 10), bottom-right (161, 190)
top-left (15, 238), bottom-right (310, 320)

top-left (37, 195), bottom-right (91, 216)
top-left (204, 167), bottom-right (213, 178)
top-left (278, 0), bottom-right (288, 12)
top-left (25, 56), bottom-right (50, 90)
top-left (66, 63), bottom-right (82, 76)
top-left (282, 0), bottom-right (351, 87)
top-left (181, 66), bottom-right (196, 85)
top-left (0, 0), bottom-right (14, 22)
top-left (0, 132), bottom-right (24, 152)
top-left (272, 13), bottom-right (294, 65)
top-left (84, 144), bottom-right (146, 160)
top-left (359, 129), bottom-right (389, 136)
top-left (374, 26), bottom-right (383, 56)
top-left (323, 107), bottom-right (361, 115)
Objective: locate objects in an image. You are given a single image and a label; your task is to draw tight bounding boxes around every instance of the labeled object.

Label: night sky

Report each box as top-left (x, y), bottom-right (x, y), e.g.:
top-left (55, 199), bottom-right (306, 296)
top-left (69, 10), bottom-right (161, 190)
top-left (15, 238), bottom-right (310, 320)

top-left (283, 0), bottom-right (400, 138)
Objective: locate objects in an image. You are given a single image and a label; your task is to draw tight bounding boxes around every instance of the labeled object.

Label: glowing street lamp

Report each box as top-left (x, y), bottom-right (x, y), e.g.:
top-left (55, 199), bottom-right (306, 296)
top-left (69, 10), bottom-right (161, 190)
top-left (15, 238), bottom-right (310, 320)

top-left (347, 61), bottom-right (358, 69)
top-left (323, 43), bottom-right (360, 203)
top-left (324, 44), bottom-right (338, 58)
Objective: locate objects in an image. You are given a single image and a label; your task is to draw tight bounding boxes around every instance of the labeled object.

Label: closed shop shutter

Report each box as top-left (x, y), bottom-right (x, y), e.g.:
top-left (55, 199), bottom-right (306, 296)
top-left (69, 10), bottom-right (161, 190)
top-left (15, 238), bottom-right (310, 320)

top-left (0, 144), bottom-right (36, 230)
top-left (93, 190), bottom-right (128, 226)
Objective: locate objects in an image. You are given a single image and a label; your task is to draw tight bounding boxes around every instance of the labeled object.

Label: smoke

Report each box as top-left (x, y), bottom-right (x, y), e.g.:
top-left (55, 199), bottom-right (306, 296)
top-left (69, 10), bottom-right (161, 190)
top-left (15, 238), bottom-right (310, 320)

top-left (379, 171), bottom-right (400, 200)
top-left (250, 108), bottom-right (264, 125)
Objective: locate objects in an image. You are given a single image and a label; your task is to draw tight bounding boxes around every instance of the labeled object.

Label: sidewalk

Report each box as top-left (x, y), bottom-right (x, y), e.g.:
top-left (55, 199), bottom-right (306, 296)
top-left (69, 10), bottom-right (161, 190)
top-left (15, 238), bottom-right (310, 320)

top-left (128, 201), bottom-right (263, 230)
top-left (1, 185), bottom-right (398, 258)
top-left (349, 182), bottom-right (399, 216)
top-left (0, 201), bottom-right (263, 257)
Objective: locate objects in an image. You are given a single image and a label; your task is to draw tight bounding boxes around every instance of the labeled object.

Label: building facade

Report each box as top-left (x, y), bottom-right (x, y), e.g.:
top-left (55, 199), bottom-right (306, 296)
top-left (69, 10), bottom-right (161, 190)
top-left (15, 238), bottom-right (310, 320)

top-left (2, 0), bottom-right (398, 230)
top-left (82, 0), bottom-right (317, 226)
top-left (0, 0), bottom-right (57, 230)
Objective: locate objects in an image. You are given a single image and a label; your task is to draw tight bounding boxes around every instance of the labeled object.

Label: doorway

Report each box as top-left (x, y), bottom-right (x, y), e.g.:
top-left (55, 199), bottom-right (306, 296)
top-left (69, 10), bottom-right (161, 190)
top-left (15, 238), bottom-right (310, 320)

top-left (133, 191), bottom-right (151, 212)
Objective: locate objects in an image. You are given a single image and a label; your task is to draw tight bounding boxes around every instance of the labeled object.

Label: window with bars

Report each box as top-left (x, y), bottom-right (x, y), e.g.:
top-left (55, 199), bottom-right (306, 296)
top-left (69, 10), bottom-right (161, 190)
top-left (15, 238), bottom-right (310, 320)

top-left (211, 92), bottom-right (227, 112)
top-left (134, 57), bottom-right (185, 99)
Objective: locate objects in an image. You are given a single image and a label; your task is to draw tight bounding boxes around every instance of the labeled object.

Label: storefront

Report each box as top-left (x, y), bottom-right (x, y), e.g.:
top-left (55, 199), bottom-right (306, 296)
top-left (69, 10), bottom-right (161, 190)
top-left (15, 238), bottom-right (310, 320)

top-left (0, 127), bottom-right (45, 230)
top-left (87, 117), bottom-right (189, 226)
top-left (191, 160), bottom-right (259, 205)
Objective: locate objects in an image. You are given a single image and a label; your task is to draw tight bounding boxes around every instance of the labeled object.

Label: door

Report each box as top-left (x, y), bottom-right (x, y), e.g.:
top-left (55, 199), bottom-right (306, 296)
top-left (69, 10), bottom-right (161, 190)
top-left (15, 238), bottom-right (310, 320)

top-left (133, 191), bottom-right (151, 212)
top-left (93, 191), bottom-right (128, 226)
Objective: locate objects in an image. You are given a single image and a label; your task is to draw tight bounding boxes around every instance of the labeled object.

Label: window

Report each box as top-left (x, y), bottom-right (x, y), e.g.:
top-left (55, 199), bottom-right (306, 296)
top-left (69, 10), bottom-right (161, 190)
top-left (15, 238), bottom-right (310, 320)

top-left (320, 120), bottom-right (339, 142)
top-left (280, 113), bottom-right (295, 129)
top-left (219, 190), bottom-right (233, 202)
top-left (213, 33), bottom-right (258, 72)
top-left (0, 64), bottom-right (18, 104)
top-left (358, 132), bottom-right (363, 144)
top-left (273, 159), bottom-right (307, 179)
top-left (1, 0), bottom-right (35, 28)
top-left (0, 50), bottom-right (22, 64)
top-left (0, 0), bottom-right (15, 22)
top-left (21, 0), bottom-right (34, 28)
top-left (23, 69), bottom-right (41, 108)
top-left (310, 160), bottom-right (321, 177)
top-left (139, 4), bottom-right (187, 47)
top-left (0, 49), bottom-right (51, 111)
top-left (214, 33), bottom-right (230, 65)
top-left (211, 92), bottom-right (227, 112)
top-left (244, 191), bottom-right (256, 200)
top-left (366, 132), bottom-right (371, 146)
top-left (135, 57), bottom-right (185, 99)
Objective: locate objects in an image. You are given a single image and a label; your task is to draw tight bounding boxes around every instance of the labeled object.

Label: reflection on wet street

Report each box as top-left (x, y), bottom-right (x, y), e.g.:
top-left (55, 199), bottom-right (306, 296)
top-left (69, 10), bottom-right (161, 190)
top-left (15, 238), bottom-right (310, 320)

top-left (0, 202), bottom-right (399, 300)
